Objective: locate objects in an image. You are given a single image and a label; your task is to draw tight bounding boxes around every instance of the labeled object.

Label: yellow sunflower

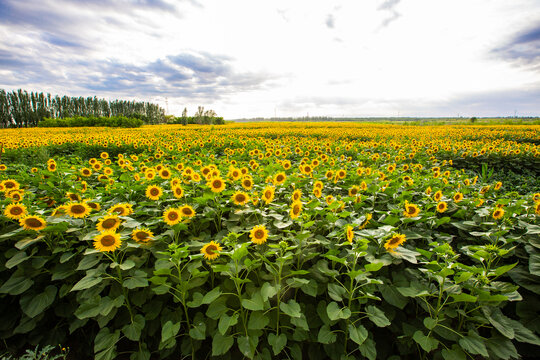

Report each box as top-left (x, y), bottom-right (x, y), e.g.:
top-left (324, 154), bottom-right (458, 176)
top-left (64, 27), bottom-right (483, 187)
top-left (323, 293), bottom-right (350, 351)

top-left (172, 185), bottom-right (184, 199)
top-left (231, 191), bottom-right (250, 206)
top-left (261, 186), bottom-right (275, 204)
top-left (66, 192), bottom-right (81, 202)
top-left (290, 201), bottom-right (303, 220)
top-left (533, 193), bottom-right (540, 202)
top-left (201, 241), bottom-right (223, 261)
top-left (348, 185), bottom-right (360, 197)
top-left (96, 215), bottom-right (122, 232)
top-left (66, 202), bottom-right (91, 218)
top-left (6, 190), bottom-right (24, 202)
top-left (1, 179), bottom-right (20, 191)
top-left (433, 191), bottom-right (443, 202)
top-left (108, 203), bottom-right (134, 216)
top-left (47, 162), bottom-right (57, 172)
top-left (291, 189), bottom-right (302, 203)
top-left (492, 208), bottom-right (505, 220)
top-left (208, 177), bottom-right (226, 193)
top-left (313, 187), bottom-right (322, 198)
top-left (179, 205), bottom-right (196, 218)
top-left (273, 172), bottom-right (287, 185)
top-left (85, 201), bottom-right (101, 211)
top-left (4, 203), bottom-right (27, 220)
top-left (241, 177), bottom-right (253, 190)
top-left (163, 208), bottom-right (182, 225)
top-left (384, 233), bottom-right (407, 251)
top-left (131, 228), bottom-right (154, 243)
top-left (494, 182), bottom-right (502, 191)
top-left (436, 201), bottom-right (448, 213)
top-left (19, 215), bottom-right (47, 231)
top-left (93, 231), bottom-right (122, 252)
top-left (535, 202), bottom-right (540, 215)
top-left (346, 225), bottom-right (354, 243)
top-left (159, 168), bottom-right (172, 179)
top-left (250, 225), bottom-right (268, 245)
top-left (403, 203), bottom-right (420, 218)
top-left (145, 185), bottom-right (164, 201)
top-left (453, 192), bottom-right (464, 203)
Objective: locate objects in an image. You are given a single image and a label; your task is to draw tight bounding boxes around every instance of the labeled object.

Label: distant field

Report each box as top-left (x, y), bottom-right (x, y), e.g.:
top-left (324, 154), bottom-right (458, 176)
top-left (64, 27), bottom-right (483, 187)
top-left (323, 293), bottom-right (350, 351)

top-left (0, 122), bottom-right (539, 360)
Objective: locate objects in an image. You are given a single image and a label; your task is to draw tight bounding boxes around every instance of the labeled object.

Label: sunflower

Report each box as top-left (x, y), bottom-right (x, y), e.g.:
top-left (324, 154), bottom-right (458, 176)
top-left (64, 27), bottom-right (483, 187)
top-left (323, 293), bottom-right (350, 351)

top-left (231, 191), bottom-right (250, 206)
top-left (4, 203), bottom-right (27, 220)
top-left (19, 215), bottom-right (47, 231)
top-left (93, 231), bottom-right (122, 252)
top-left (480, 186), bottom-right (490, 195)
top-left (492, 208), bottom-right (505, 220)
top-left (384, 233), bottom-right (407, 251)
top-left (436, 201), bottom-right (448, 213)
top-left (403, 203), bottom-right (420, 218)
top-left (453, 192), bottom-right (464, 203)
top-left (250, 225), bottom-right (268, 245)
top-left (291, 189), bottom-right (302, 202)
top-left (97, 215), bottom-right (122, 232)
top-left (208, 177), bottom-right (226, 193)
top-left (201, 241), bottom-right (223, 260)
top-left (179, 205), bottom-right (196, 218)
top-left (314, 181), bottom-right (324, 190)
top-left (348, 185), bottom-right (360, 197)
top-left (241, 177), bottom-right (253, 190)
top-left (326, 195), bottom-right (335, 205)
top-left (145, 170), bottom-right (156, 181)
top-left (145, 185), bottom-right (164, 201)
top-left (47, 162), bottom-right (57, 172)
top-left (535, 202), bottom-right (540, 215)
top-left (313, 187), bottom-right (322, 198)
top-left (163, 208), bottom-right (182, 225)
top-left (108, 203), bottom-right (134, 216)
top-left (290, 201), bottom-right (303, 220)
top-left (85, 201), bottom-right (101, 211)
top-left (261, 186), bottom-right (275, 204)
top-left (66, 202), bottom-right (91, 218)
top-left (358, 213), bottom-right (372, 230)
top-left (0, 164), bottom-right (6, 171)
top-left (131, 228), bottom-right (153, 243)
top-left (533, 193), bottom-right (540, 202)
top-left (274, 172), bottom-right (287, 185)
top-left (1, 179), bottom-right (20, 191)
top-left (159, 168), bottom-right (171, 179)
top-left (6, 190), bottom-right (24, 202)
top-left (346, 225), bottom-right (354, 243)
top-left (80, 167), bottom-right (92, 177)
top-left (172, 185), bottom-right (184, 199)
top-left (433, 191), bottom-right (443, 202)
top-left (494, 182), bottom-right (502, 191)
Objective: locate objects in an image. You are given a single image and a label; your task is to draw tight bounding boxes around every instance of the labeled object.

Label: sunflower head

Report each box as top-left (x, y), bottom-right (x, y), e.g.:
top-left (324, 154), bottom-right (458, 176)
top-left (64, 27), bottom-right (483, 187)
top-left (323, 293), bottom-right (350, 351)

top-left (348, 186), bottom-right (359, 197)
top-left (4, 203), bottom-right (27, 220)
top-left (97, 215), bottom-right (122, 232)
top-left (453, 192), bottom-right (464, 202)
top-left (403, 203), bottom-right (420, 218)
top-left (208, 177), bottom-right (226, 193)
top-left (180, 205), bottom-right (196, 218)
top-left (274, 172), bottom-right (287, 185)
top-left (232, 191), bottom-right (250, 206)
top-left (346, 225), bottom-right (354, 243)
top-left (436, 201), bottom-right (448, 213)
top-left (131, 228), bottom-right (154, 243)
top-left (19, 215), bottom-right (47, 231)
top-left (93, 231), bottom-right (122, 252)
top-left (250, 225), bottom-right (268, 245)
top-left (145, 185), bottom-right (163, 201)
top-left (290, 201), bottom-right (303, 220)
top-left (66, 202), bottom-right (91, 218)
top-left (384, 233), bottom-right (407, 251)
top-left (108, 203), bottom-right (133, 216)
top-left (261, 186), bottom-right (275, 204)
top-left (433, 191), bottom-right (443, 202)
top-left (163, 208), bottom-right (182, 225)
top-left (492, 208), bottom-right (505, 220)
top-left (172, 185), bottom-right (184, 199)
top-left (292, 189), bottom-right (302, 202)
top-left (2, 179), bottom-right (20, 191)
top-left (201, 241), bottom-right (223, 260)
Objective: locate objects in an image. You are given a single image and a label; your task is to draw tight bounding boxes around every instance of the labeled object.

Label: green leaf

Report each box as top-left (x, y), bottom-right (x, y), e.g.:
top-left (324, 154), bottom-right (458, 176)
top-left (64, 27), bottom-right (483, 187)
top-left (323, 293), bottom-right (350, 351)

top-left (94, 327), bottom-right (120, 354)
top-left (202, 287), bottom-right (222, 304)
top-left (248, 311), bottom-right (269, 330)
top-left (260, 282), bottom-right (278, 300)
top-left (358, 338), bottom-right (377, 360)
top-left (326, 302), bottom-right (351, 321)
top-left (241, 291), bottom-right (265, 311)
top-left (379, 284), bottom-right (408, 309)
top-left (15, 235), bottom-right (44, 250)
top-left (495, 262), bottom-right (518, 277)
top-left (441, 347), bottom-right (467, 360)
top-left (231, 242), bottom-right (249, 261)
top-left (77, 254), bottom-right (101, 270)
top-left (365, 262), bottom-right (384, 272)
top-left (482, 307), bottom-right (514, 339)
top-left (423, 317), bottom-right (437, 330)
top-left (450, 293), bottom-right (477, 303)
top-left (317, 324), bottom-right (337, 344)
top-left (529, 254), bottom-right (540, 276)
top-left (366, 305), bottom-right (390, 327)
top-left (454, 272), bottom-right (472, 284)
top-left (71, 274), bottom-right (102, 292)
top-left (212, 333), bottom-right (234, 356)
top-left (486, 337), bottom-right (519, 360)
top-left (413, 330), bottom-right (439, 352)
top-left (161, 321), bottom-right (180, 343)
top-left (509, 318), bottom-right (540, 345)
top-left (218, 313), bottom-right (239, 335)
top-left (459, 334), bottom-right (488, 357)
top-left (301, 279), bottom-right (318, 297)
top-left (268, 333), bottom-right (287, 355)
top-left (119, 259), bottom-right (135, 270)
top-left (237, 335), bottom-right (258, 359)
top-left (280, 299), bottom-right (302, 318)
top-left (291, 314), bottom-right (309, 331)
top-left (189, 321), bottom-right (206, 340)
top-left (286, 277), bottom-right (310, 288)
top-left (0, 273), bottom-right (33, 295)
top-left (122, 315), bottom-right (145, 341)
top-left (21, 286), bottom-right (57, 318)
top-left (187, 292), bottom-right (203, 308)
top-left (5, 251), bottom-right (30, 269)
top-left (75, 295), bottom-right (102, 319)
top-left (348, 324), bottom-right (368, 345)
top-left (123, 271), bottom-right (148, 289)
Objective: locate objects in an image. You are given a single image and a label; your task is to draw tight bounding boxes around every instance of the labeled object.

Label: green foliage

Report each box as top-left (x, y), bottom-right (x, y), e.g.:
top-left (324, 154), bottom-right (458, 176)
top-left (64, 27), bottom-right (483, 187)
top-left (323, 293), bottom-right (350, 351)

top-left (38, 116), bottom-right (143, 128)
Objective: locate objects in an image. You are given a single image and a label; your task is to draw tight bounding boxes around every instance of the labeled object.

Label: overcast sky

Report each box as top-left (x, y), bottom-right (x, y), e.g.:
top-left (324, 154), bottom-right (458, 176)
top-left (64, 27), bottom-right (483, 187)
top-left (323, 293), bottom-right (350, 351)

top-left (1, 0), bottom-right (539, 118)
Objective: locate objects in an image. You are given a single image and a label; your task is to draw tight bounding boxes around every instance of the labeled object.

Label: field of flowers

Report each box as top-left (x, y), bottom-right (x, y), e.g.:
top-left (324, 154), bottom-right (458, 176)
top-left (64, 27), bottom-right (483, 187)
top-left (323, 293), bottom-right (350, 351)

top-left (0, 122), bottom-right (539, 360)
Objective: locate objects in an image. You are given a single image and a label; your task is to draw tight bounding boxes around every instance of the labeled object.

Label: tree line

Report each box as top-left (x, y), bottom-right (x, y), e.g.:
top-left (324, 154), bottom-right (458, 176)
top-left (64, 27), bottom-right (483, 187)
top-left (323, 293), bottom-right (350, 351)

top-left (170, 106), bottom-right (225, 125)
top-left (0, 89), bottom-right (166, 127)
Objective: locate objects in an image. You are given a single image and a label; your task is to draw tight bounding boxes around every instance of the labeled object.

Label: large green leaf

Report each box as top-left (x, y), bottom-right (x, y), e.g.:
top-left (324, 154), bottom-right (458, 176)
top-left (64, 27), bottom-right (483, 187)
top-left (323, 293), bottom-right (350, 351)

top-left (71, 274), bottom-right (102, 292)
top-left (268, 333), bottom-right (287, 355)
top-left (218, 313), bottom-right (239, 335)
top-left (122, 315), bottom-right (145, 341)
top-left (366, 305), bottom-right (390, 327)
top-left (348, 323), bottom-right (368, 345)
top-left (326, 302), bottom-right (351, 321)
top-left (459, 333), bottom-right (488, 357)
top-left (248, 311), bottom-right (269, 330)
top-left (280, 299), bottom-right (302, 318)
top-left (161, 321), bottom-right (180, 343)
top-left (413, 330), bottom-right (439, 352)
top-left (317, 325), bottom-right (337, 344)
top-left (20, 285), bottom-right (57, 318)
top-left (212, 333), bottom-right (234, 356)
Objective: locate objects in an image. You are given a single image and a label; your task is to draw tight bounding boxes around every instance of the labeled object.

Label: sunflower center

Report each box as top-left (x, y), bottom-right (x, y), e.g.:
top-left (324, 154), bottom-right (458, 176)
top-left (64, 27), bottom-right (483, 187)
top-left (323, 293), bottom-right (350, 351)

top-left (136, 231), bottom-right (149, 240)
top-left (206, 244), bottom-right (217, 255)
top-left (407, 206), bottom-right (416, 214)
top-left (236, 194), bottom-right (246, 202)
top-left (168, 212), bottom-right (179, 220)
top-left (255, 230), bottom-right (265, 239)
top-left (25, 218), bottom-right (43, 228)
top-left (11, 207), bottom-right (23, 215)
top-left (293, 205), bottom-right (301, 214)
top-left (101, 235), bottom-right (116, 247)
top-left (388, 236), bottom-right (401, 245)
top-left (182, 208), bottom-right (193, 216)
top-left (102, 218), bottom-right (118, 229)
top-left (277, 175), bottom-right (284, 182)
top-left (150, 188), bottom-right (160, 196)
top-left (175, 188), bottom-right (183, 195)
top-left (5, 182), bottom-right (15, 189)
top-left (265, 191), bottom-right (272, 198)
top-left (71, 205), bottom-right (86, 214)
top-left (113, 208), bottom-right (125, 215)
top-left (212, 180), bottom-right (222, 188)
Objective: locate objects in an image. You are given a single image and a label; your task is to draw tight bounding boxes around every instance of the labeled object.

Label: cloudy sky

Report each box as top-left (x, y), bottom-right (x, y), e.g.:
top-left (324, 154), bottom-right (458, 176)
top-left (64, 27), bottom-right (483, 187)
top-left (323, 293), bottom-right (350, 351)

top-left (1, 0), bottom-right (539, 118)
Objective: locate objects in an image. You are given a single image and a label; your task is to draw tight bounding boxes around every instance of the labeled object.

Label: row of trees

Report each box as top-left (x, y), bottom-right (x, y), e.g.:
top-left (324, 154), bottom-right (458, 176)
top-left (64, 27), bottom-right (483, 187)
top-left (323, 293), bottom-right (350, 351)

top-left (172, 106), bottom-right (225, 125)
top-left (0, 89), bottom-right (166, 127)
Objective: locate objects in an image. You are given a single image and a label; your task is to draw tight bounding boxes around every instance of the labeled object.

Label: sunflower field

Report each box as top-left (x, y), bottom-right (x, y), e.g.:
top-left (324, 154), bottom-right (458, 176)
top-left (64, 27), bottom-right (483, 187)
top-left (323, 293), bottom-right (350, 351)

top-left (0, 122), bottom-right (539, 360)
